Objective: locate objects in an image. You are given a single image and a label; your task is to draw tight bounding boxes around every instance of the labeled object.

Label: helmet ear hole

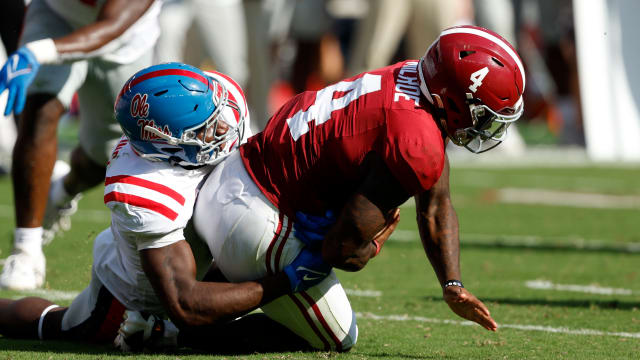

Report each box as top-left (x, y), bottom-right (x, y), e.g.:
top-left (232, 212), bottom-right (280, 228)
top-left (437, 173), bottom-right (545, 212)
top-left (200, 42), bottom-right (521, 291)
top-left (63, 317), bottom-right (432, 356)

top-left (459, 50), bottom-right (475, 59)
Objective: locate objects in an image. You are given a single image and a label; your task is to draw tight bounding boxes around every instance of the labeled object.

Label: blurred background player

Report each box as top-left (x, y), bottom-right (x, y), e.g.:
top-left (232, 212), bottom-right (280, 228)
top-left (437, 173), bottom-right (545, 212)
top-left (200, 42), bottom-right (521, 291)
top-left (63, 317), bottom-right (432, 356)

top-left (154, 0), bottom-right (248, 88)
top-left (0, 0), bottom-right (161, 290)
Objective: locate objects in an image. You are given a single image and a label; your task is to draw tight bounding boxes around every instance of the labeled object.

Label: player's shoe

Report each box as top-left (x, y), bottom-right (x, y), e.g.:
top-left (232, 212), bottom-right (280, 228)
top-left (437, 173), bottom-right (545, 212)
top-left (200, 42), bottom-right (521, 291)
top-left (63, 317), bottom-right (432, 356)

top-left (0, 250), bottom-right (46, 290)
top-left (42, 160), bottom-right (82, 245)
top-left (114, 310), bottom-right (179, 352)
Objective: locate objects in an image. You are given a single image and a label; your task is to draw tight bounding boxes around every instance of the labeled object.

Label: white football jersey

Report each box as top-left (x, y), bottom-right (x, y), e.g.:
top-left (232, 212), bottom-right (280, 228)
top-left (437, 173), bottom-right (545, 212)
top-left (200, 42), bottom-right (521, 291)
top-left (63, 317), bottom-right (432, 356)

top-left (94, 137), bottom-right (211, 312)
top-left (93, 71), bottom-right (251, 312)
top-left (43, 0), bottom-right (161, 64)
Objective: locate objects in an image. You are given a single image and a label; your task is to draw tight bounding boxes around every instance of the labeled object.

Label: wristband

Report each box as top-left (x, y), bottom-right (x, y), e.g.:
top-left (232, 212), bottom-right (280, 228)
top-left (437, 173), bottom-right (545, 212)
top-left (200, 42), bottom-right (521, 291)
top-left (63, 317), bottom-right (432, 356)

top-left (372, 239), bottom-right (381, 257)
top-left (443, 280), bottom-right (464, 289)
top-left (25, 38), bottom-right (60, 65)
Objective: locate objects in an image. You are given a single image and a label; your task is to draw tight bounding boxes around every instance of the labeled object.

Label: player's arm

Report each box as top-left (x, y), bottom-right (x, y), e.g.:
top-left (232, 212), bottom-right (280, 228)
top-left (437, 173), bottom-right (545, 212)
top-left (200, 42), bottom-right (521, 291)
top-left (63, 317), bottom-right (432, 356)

top-left (39, 0), bottom-right (155, 61)
top-left (0, 0), bottom-right (155, 115)
top-left (321, 152), bottom-right (405, 271)
top-left (140, 240), bottom-right (290, 328)
top-left (415, 155), bottom-right (497, 331)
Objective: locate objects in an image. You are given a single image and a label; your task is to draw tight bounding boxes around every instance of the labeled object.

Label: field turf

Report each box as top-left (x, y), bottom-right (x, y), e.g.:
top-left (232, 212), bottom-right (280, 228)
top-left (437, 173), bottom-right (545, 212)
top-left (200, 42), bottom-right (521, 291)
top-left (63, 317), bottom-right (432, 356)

top-left (0, 163), bottom-right (638, 359)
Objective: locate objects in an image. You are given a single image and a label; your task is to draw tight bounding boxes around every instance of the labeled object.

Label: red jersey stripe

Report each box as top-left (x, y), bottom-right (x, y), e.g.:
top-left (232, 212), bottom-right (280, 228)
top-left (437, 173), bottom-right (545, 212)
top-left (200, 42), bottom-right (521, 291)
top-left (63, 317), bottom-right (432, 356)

top-left (265, 214), bottom-right (284, 275)
top-left (288, 294), bottom-right (331, 350)
top-left (299, 291), bottom-right (343, 351)
top-left (104, 192), bottom-right (179, 221)
top-left (105, 175), bottom-right (185, 205)
top-left (274, 219), bottom-right (292, 272)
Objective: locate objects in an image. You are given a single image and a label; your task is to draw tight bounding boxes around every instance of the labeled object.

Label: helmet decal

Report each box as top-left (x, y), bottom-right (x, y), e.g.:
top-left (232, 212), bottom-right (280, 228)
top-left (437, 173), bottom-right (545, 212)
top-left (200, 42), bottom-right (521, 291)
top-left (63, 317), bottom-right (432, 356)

top-left (130, 93), bottom-right (150, 118)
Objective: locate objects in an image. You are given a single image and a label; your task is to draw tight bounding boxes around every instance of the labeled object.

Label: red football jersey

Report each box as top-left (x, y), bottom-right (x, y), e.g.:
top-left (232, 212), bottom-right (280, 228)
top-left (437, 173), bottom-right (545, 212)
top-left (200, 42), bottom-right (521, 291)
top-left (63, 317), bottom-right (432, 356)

top-left (240, 60), bottom-right (446, 216)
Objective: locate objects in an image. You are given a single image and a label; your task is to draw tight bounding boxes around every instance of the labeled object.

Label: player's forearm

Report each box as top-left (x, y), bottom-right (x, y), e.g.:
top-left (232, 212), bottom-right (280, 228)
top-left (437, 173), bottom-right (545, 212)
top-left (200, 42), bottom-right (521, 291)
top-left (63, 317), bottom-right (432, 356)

top-left (417, 198), bottom-right (461, 285)
top-left (171, 273), bottom-right (291, 328)
top-left (25, 0), bottom-right (154, 64)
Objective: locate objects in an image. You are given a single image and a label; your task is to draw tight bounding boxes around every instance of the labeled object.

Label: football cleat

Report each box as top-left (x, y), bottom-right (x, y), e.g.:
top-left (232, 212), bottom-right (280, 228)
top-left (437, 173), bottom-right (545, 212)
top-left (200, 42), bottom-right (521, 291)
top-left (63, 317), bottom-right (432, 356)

top-left (42, 160), bottom-right (82, 245)
top-left (0, 250), bottom-right (45, 290)
top-left (114, 310), bottom-right (179, 352)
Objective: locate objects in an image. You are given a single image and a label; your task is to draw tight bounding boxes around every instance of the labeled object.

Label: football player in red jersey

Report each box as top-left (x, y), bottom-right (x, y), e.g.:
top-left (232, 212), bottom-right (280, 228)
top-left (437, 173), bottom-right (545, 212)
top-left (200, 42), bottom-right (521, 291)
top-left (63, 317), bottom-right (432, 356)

top-left (193, 25), bottom-right (525, 350)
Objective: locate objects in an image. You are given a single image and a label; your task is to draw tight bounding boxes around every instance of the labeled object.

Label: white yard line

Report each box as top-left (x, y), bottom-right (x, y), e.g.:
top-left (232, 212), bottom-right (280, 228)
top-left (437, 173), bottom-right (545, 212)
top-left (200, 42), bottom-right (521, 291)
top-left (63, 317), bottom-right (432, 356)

top-left (525, 280), bottom-right (634, 295)
top-left (388, 230), bottom-right (640, 253)
top-left (345, 289), bottom-right (382, 297)
top-left (10, 289), bottom-right (80, 302)
top-left (496, 188), bottom-right (640, 209)
top-left (356, 312), bottom-right (640, 339)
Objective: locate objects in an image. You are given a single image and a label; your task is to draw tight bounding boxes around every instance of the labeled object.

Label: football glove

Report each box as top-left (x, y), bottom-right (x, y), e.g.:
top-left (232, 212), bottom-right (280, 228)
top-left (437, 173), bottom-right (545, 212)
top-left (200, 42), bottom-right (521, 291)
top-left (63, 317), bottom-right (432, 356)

top-left (294, 210), bottom-right (336, 250)
top-left (284, 248), bottom-right (331, 292)
top-left (0, 46), bottom-right (40, 116)
top-left (113, 310), bottom-right (179, 352)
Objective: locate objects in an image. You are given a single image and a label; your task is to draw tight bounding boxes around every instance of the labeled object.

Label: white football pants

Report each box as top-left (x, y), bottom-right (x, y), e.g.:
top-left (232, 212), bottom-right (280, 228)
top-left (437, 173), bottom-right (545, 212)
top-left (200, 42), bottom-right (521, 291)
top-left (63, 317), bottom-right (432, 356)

top-left (194, 152), bottom-right (357, 351)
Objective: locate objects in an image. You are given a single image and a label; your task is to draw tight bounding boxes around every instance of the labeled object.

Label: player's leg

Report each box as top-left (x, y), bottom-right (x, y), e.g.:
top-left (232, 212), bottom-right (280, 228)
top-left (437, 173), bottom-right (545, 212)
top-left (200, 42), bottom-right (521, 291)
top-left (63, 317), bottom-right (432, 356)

top-left (0, 297), bottom-right (66, 339)
top-left (0, 0), bottom-right (88, 290)
top-left (347, 0), bottom-right (411, 75)
top-left (194, 152), bottom-right (356, 351)
top-left (192, 0), bottom-right (248, 87)
top-left (261, 272), bottom-right (357, 351)
top-left (44, 49), bottom-right (154, 244)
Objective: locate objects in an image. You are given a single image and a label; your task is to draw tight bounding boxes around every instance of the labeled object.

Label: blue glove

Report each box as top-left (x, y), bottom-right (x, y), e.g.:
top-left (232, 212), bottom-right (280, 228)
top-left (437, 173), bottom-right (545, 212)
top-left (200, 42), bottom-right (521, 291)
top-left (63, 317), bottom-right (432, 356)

top-left (294, 210), bottom-right (336, 250)
top-left (284, 248), bottom-right (331, 292)
top-left (0, 47), bottom-right (40, 116)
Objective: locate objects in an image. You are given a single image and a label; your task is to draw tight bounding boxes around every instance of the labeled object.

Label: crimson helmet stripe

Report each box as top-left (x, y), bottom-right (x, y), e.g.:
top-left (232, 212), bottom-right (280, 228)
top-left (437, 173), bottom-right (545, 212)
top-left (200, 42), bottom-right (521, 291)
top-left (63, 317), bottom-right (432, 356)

top-left (440, 27), bottom-right (526, 91)
top-left (117, 69), bottom-right (214, 101)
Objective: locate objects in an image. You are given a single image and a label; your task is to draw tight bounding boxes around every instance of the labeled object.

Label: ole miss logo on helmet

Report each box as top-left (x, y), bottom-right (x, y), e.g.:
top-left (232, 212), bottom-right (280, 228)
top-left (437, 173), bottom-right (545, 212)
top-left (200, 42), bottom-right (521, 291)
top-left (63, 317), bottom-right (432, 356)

top-left (130, 93), bottom-right (173, 140)
top-left (130, 93), bottom-right (150, 118)
top-left (137, 119), bottom-right (172, 141)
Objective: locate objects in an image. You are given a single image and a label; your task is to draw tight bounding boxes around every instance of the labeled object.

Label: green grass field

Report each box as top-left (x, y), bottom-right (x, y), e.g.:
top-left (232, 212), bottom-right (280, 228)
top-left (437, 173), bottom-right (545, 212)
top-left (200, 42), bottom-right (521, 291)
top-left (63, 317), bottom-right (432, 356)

top-left (0, 163), bottom-right (638, 359)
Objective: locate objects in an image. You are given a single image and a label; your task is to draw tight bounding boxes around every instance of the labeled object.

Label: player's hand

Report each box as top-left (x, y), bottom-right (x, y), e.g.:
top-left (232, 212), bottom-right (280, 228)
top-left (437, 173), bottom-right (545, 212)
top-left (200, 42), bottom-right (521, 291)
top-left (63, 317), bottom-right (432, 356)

top-left (114, 310), bottom-right (179, 352)
top-left (0, 47), bottom-right (40, 116)
top-left (284, 248), bottom-right (331, 292)
top-left (443, 286), bottom-right (498, 331)
top-left (294, 210), bottom-right (336, 250)
top-left (371, 208), bottom-right (400, 252)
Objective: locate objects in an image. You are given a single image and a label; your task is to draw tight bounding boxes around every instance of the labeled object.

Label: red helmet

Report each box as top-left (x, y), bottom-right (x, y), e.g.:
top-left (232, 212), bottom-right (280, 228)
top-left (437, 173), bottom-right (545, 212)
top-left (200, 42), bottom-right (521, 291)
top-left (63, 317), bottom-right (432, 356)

top-left (418, 25), bottom-right (525, 153)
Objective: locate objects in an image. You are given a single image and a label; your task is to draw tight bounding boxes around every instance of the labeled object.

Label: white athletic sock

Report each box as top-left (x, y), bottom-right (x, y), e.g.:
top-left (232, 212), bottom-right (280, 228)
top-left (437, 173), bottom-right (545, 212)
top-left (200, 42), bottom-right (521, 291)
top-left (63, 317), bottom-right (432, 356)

top-left (49, 176), bottom-right (74, 206)
top-left (14, 227), bottom-right (44, 255)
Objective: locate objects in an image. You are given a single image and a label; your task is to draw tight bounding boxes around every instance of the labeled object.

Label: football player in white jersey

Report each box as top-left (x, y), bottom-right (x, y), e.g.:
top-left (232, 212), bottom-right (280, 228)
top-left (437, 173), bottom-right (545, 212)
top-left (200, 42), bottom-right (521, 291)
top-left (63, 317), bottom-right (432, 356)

top-left (0, 0), bottom-right (161, 290)
top-left (0, 63), bottom-right (331, 349)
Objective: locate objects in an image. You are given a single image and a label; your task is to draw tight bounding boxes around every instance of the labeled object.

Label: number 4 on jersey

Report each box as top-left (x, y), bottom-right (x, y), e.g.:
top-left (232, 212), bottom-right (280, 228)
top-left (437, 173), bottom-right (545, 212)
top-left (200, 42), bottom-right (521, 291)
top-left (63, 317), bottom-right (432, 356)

top-left (468, 67), bottom-right (489, 93)
top-left (287, 74), bottom-right (382, 140)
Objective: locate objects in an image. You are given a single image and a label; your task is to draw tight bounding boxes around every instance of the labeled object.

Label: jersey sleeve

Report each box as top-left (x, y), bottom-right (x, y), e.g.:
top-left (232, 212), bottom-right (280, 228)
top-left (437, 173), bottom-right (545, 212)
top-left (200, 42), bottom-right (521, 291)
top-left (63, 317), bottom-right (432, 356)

top-left (107, 202), bottom-right (185, 251)
top-left (104, 160), bottom-right (195, 251)
top-left (383, 110), bottom-right (446, 195)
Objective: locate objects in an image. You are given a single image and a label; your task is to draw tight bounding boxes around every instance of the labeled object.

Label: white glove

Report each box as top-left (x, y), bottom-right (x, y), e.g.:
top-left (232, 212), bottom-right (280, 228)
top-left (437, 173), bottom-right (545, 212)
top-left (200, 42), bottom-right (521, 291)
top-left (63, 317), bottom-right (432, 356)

top-left (113, 310), bottom-right (179, 352)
